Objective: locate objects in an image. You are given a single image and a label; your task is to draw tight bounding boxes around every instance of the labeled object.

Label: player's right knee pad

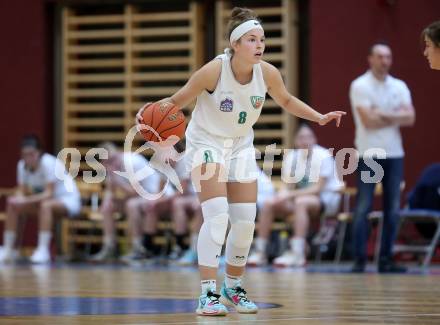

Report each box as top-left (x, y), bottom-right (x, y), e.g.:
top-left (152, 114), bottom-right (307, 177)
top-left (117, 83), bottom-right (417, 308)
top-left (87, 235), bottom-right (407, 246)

top-left (197, 196), bottom-right (229, 267)
top-left (201, 196), bottom-right (229, 245)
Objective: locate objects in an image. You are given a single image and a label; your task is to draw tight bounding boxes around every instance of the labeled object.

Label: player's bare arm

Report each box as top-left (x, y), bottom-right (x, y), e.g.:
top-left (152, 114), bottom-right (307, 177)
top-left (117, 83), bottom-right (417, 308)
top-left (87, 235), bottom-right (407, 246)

top-left (136, 60), bottom-right (221, 123)
top-left (21, 183), bottom-right (55, 204)
top-left (169, 59), bottom-right (222, 108)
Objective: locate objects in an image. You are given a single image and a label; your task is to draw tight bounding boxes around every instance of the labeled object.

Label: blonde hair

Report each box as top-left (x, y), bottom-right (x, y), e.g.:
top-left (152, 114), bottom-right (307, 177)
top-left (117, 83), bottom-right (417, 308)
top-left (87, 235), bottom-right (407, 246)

top-left (226, 7), bottom-right (261, 55)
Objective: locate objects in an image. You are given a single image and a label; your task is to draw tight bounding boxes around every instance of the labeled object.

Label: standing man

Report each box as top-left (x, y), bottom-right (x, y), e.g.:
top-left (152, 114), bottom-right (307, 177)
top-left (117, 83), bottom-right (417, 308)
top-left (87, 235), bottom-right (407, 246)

top-left (350, 43), bottom-right (415, 273)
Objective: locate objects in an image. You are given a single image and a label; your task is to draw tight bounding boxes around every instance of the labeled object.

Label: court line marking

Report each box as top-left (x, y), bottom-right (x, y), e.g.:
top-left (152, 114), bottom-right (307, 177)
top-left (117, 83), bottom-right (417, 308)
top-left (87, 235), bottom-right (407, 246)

top-left (125, 313), bottom-right (440, 325)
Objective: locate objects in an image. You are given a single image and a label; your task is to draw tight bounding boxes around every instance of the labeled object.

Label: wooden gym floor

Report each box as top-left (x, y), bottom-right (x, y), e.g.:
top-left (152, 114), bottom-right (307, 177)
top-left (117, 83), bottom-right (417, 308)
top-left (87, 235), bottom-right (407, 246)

top-left (0, 263), bottom-right (440, 324)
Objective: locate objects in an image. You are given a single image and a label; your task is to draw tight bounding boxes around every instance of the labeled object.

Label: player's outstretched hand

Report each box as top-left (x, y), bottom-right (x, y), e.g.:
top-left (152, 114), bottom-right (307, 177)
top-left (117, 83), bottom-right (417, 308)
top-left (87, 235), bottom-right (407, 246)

top-left (318, 111), bottom-right (346, 127)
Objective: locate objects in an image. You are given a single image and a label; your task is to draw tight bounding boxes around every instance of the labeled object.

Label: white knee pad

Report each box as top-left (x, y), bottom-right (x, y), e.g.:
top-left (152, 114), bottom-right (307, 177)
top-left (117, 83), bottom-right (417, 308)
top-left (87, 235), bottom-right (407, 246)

top-left (197, 196), bottom-right (229, 267)
top-left (201, 197), bottom-right (229, 245)
top-left (226, 203), bottom-right (256, 266)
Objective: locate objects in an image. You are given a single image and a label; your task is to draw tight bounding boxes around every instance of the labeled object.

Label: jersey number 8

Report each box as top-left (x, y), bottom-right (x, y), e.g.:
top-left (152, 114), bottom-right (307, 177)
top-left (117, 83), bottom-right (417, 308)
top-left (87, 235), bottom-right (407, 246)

top-left (238, 111), bottom-right (247, 124)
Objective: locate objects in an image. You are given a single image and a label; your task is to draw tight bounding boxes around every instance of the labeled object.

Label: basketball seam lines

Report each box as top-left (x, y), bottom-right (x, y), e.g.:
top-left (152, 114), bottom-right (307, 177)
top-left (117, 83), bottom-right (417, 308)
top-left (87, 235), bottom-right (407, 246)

top-left (159, 119), bottom-right (185, 137)
top-left (155, 105), bottom-right (175, 134)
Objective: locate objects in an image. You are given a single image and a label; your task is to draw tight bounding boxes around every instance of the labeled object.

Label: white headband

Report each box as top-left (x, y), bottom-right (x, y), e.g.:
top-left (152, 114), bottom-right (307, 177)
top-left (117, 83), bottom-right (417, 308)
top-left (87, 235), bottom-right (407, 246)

top-left (229, 19), bottom-right (264, 45)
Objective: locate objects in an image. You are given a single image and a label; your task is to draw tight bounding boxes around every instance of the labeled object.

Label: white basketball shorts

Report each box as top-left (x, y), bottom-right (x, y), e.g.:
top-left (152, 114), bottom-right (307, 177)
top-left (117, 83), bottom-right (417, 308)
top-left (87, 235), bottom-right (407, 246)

top-left (184, 121), bottom-right (258, 183)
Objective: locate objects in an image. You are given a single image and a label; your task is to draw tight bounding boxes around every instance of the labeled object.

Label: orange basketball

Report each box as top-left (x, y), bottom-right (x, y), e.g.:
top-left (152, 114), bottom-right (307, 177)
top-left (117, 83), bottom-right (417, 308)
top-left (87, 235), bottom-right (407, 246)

top-left (139, 101), bottom-right (186, 142)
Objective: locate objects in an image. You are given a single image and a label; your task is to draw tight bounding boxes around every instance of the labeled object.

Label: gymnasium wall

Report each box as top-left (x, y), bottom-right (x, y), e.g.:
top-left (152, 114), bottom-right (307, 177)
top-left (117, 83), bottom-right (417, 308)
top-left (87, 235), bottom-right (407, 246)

top-left (0, 0), bottom-right (439, 194)
top-left (308, 0), bottom-right (440, 191)
top-left (0, 0), bottom-right (53, 187)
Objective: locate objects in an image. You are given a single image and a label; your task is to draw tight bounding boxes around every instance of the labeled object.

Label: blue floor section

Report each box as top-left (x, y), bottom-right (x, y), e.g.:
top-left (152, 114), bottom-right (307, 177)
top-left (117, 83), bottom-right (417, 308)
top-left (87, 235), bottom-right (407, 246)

top-left (0, 297), bottom-right (280, 316)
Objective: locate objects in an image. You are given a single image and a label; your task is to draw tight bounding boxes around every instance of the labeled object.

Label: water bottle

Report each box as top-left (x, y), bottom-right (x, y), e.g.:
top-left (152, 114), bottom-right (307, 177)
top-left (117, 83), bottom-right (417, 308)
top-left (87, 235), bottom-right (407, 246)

top-left (278, 230), bottom-right (289, 255)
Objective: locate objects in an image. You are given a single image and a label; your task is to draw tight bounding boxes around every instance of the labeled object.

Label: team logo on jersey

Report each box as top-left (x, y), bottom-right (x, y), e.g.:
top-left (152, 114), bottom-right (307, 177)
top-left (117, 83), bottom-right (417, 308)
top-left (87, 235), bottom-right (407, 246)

top-left (250, 96), bottom-right (264, 109)
top-left (220, 97), bottom-right (233, 112)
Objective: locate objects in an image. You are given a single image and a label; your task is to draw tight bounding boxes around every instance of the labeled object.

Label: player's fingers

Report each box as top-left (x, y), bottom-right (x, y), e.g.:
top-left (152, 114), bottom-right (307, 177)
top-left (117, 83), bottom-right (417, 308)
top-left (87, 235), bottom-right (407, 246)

top-left (136, 102), bottom-right (153, 124)
top-left (136, 112), bottom-right (144, 125)
top-left (136, 123), bottom-right (144, 133)
top-left (142, 101), bottom-right (153, 110)
top-left (138, 107), bottom-right (146, 117)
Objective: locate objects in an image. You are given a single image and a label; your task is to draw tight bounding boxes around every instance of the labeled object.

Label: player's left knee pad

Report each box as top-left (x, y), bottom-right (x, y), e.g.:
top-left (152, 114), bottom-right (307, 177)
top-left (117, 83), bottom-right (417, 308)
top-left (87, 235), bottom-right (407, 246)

top-left (225, 203), bottom-right (256, 266)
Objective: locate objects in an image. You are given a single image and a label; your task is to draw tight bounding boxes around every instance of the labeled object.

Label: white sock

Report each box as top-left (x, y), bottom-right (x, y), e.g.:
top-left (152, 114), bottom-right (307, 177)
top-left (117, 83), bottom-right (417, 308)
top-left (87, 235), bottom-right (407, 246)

top-left (3, 231), bottom-right (16, 250)
top-left (37, 231), bottom-right (52, 250)
top-left (201, 280), bottom-right (216, 294)
top-left (225, 273), bottom-right (241, 288)
top-left (132, 237), bottom-right (143, 250)
top-left (255, 237), bottom-right (267, 253)
top-left (290, 237), bottom-right (305, 256)
top-left (104, 236), bottom-right (115, 248)
top-left (190, 233), bottom-right (198, 251)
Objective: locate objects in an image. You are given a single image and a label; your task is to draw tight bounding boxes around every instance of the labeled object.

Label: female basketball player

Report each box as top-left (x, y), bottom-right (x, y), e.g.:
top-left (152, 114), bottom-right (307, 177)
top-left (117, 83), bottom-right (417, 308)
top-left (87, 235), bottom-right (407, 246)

top-left (137, 7), bottom-right (345, 316)
top-left (422, 20), bottom-right (440, 70)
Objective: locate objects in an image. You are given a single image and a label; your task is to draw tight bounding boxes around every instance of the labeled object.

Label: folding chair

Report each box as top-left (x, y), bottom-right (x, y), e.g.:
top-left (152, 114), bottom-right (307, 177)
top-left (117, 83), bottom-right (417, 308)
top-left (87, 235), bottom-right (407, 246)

top-left (334, 183), bottom-right (403, 264)
top-left (393, 209), bottom-right (440, 269)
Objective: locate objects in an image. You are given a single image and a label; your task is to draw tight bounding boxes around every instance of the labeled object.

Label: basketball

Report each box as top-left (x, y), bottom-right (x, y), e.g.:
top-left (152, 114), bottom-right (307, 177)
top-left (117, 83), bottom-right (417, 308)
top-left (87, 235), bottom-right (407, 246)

top-left (139, 101), bottom-right (186, 142)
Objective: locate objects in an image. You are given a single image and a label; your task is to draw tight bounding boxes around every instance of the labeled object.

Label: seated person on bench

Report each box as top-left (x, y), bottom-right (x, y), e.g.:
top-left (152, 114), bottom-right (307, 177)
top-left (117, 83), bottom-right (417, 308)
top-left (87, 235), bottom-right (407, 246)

top-left (0, 135), bottom-right (81, 264)
top-left (90, 142), bottom-right (163, 262)
top-left (248, 124), bottom-right (342, 267)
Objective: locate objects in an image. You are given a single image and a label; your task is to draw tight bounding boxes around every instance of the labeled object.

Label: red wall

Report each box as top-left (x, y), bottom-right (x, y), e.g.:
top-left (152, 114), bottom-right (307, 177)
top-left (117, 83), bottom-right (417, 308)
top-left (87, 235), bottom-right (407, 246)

top-left (309, 0), bottom-right (440, 192)
top-left (0, 0), bottom-right (52, 187)
top-left (0, 0), bottom-right (439, 193)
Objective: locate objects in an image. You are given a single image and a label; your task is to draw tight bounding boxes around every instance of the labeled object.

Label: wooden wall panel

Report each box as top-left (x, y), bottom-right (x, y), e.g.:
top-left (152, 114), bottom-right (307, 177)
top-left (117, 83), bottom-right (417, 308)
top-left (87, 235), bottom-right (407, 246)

top-left (62, 2), bottom-right (204, 173)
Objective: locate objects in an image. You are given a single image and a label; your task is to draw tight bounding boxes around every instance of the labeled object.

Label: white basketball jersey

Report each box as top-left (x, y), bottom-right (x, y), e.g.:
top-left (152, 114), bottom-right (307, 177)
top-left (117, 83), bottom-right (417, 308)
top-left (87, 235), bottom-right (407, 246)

top-left (190, 53), bottom-right (267, 137)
